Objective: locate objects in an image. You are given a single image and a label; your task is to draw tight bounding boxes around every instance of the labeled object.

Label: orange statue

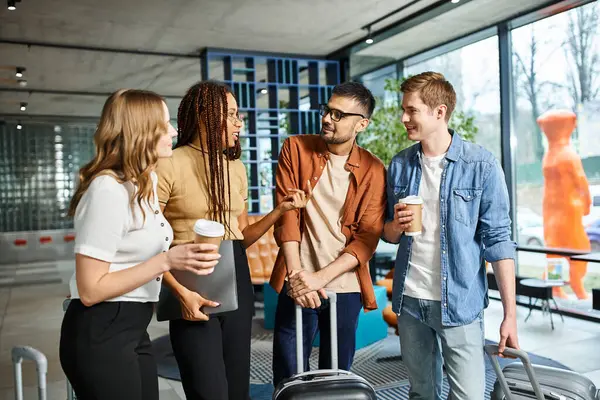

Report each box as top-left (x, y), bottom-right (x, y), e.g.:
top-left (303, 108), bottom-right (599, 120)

top-left (537, 110), bottom-right (591, 300)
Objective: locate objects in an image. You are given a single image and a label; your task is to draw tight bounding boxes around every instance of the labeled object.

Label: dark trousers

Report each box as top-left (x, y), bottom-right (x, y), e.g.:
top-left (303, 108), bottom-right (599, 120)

top-left (169, 240), bottom-right (254, 400)
top-left (272, 288), bottom-right (363, 387)
top-left (59, 299), bottom-right (156, 400)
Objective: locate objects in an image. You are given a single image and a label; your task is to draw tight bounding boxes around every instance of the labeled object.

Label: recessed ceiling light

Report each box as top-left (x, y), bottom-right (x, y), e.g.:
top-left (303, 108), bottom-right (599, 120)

top-left (451, 0), bottom-right (460, 3)
top-left (260, 88), bottom-right (268, 94)
top-left (366, 38), bottom-right (374, 44)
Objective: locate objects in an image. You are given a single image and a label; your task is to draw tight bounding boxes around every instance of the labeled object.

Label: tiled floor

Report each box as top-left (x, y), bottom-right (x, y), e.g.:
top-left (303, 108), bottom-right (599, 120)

top-left (0, 260), bottom-right (599, 399)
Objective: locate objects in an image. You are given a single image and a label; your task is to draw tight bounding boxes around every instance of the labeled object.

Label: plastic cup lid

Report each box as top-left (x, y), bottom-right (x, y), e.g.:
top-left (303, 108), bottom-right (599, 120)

top-left (399, 195), bottom-right (424, 205)
top-left (193, 219), bottom-right (225, 237)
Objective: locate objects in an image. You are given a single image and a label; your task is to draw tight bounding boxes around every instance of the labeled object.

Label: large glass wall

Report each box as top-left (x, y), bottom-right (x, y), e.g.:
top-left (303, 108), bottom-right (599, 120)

top-left (510, 1), bottom-right (600, 309)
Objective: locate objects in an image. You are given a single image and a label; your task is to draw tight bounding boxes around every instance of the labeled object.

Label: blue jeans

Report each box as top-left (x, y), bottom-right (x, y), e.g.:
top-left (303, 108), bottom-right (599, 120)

top-left (272, 287), bottom-right (363, 387)
top-left (398, 296), bottom-right (485, 400)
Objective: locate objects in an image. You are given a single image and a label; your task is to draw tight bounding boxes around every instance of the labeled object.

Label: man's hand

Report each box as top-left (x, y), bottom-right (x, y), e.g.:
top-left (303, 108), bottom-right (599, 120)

top-left (392, 202), bottom-right (415, 233)
top-left (288, 270), bottom-right (328, 299)
top-left (498, 315), bottom-right (519, 357)
top-left (178, 289), bottom-right (220, 321)
top-left (293, 291), bottom-right (326, 309)
top-left (384, 202), bottom-right (417, 243)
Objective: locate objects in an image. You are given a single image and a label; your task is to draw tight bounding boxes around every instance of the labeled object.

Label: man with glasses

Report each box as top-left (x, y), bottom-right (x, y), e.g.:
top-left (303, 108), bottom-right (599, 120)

top-left (269, 82), bottom-right (387, 385)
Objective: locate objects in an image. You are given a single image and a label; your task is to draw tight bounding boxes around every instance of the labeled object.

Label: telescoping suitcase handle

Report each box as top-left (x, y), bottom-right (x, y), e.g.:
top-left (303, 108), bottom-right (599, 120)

top-left (485, 344), bottom-right (550, 400)
top-left (12, 346), bottom-right (48, 400)
top-left (295, 290), bottom-right (337, 374)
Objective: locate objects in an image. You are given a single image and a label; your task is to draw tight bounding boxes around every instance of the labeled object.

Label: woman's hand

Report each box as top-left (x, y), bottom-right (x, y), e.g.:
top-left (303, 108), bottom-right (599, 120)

top-left (278, 180), bottom-right (313, 212)
top-left (178, 288), bottom-right (220, 321)
top-left (165, 243), bottom-right (221, 275)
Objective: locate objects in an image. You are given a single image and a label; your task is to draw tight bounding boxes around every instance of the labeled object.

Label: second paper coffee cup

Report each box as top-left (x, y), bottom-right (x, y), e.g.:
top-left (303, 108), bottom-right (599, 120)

top-left (398, 196), bottom-right (424, 236)
top-left (193, 219), bottom-right (225, 250)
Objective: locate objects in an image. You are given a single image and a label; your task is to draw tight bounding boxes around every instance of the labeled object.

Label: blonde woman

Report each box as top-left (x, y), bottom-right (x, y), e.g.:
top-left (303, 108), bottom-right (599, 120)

top-left (59, 89), bottom-right (220, 400)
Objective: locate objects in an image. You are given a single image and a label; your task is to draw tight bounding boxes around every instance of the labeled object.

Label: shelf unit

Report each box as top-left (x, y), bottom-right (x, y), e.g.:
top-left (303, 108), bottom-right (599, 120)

top-left (202, 49), bottom-right (340, 214)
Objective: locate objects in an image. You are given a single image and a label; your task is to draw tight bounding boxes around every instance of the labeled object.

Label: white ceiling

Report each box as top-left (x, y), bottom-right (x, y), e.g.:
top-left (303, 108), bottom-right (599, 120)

top-left (0, 0), bottom-right (563, 119)
top-left (0, 0), bottom-right (431, 56)
top-left (354, 0), bottom-right (554, 68)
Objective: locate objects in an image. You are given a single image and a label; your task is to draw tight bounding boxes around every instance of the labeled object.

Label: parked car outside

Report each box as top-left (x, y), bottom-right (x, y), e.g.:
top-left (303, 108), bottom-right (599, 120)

top-left (585, 218), bottom-right (600, 252)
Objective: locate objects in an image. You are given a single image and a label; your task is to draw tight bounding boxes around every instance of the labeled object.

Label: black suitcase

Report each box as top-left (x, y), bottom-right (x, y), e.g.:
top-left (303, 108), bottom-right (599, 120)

top-left (271, 291), bottom-right (376, 400)
top-left (485, 344), bottom-right (600, 400)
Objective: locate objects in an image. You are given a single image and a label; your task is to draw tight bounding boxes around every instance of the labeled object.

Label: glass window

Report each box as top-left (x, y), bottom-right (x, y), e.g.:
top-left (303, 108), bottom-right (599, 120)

top-left (511, 1), bottom-right (600, 312)
top-left (0, 122), bottom-right (96, 232)
top-left (404, 35), bottom-right (501, 160)
top-left (359, 64), bottom-right (398, 107)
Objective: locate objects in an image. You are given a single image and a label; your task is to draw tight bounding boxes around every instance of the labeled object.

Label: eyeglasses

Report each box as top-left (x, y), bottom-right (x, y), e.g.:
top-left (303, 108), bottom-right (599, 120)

top-left (225, 112), bottom-right (243, 125)
top-left (319, 104), bottom-right (366, 122)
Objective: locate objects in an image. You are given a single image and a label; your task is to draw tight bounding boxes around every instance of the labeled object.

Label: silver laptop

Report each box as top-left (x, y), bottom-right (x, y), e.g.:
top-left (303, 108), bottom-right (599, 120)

top-left (170, 240), bottom-right (238, 315)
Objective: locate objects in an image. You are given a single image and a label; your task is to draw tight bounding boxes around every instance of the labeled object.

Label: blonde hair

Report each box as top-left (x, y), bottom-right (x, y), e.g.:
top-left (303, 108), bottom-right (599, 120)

top-left (69, 89), bottom-right (167, 219)
top-left (401, 71), bottom-right (456, 122)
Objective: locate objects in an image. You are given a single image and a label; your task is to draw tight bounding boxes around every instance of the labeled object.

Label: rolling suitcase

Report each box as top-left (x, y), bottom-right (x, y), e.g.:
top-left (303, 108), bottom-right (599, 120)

top-left (272, 291), bottom-right (376, 400)
top-left (485, 344), bottom-right (600, 400)
top-left (12, 345), bottom-right (48, 400)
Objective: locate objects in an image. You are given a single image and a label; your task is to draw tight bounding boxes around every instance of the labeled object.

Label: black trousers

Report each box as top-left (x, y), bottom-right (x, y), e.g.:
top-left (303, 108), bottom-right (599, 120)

top-left (169, 240), bottom-right (254, 400)
top-left (59, 299), bottom-right (157, 400)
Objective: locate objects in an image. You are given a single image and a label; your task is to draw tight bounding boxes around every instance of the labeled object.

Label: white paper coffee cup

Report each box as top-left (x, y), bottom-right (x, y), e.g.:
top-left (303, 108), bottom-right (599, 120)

top-left (193, 219), bottom-right (225, 249)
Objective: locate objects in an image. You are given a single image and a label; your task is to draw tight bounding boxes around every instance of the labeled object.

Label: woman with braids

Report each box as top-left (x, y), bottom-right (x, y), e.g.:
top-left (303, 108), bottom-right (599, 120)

top-left (59, 89), bottom-right (222, 400)
top-left (155, 80), bottom-right (308, 400)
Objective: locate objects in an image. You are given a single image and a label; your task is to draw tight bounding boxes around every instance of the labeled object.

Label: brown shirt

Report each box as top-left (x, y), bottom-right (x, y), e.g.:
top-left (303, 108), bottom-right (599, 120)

top-left (270, 135), bottom-right (387, 311)
top-left (155, 143), bottom-right (248, 244)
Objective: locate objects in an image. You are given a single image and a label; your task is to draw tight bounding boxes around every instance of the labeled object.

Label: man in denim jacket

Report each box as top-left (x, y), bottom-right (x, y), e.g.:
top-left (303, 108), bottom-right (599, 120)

top-left (383, 72), bottom-right (519, 399)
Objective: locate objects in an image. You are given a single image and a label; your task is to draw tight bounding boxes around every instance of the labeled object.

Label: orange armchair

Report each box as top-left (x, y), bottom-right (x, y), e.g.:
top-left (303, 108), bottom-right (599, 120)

top-left (375, 269), bottom-right (398, 334)
top-left (245, 215), bottom-right (279, 284)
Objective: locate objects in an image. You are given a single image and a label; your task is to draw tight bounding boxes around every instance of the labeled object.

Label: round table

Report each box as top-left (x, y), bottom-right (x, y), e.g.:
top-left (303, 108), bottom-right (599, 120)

top-left (519, 278), bottom-right (566, 330)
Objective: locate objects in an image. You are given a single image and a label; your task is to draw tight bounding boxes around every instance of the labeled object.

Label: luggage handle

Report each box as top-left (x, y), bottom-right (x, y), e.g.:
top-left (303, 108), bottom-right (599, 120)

top-left (484, 344), bottom-right (545, 400)
top-left (295, 290), bottom-right (337, 374)
top-left (292, 370), bottom-right (354, 381)
top-left (12, 346), bottom-right (48, 400)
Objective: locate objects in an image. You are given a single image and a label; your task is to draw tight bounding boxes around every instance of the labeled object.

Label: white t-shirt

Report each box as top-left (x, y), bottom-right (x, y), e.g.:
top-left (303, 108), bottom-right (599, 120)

top-left (69, 172), bottom-right (173, 303)
top-left (404, 153), bottom-right (446, 301)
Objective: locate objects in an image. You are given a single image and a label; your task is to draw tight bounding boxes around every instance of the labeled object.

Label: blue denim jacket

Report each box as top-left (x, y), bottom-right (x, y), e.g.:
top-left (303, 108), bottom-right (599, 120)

top-left (386, 131), bottom-right (516, 326)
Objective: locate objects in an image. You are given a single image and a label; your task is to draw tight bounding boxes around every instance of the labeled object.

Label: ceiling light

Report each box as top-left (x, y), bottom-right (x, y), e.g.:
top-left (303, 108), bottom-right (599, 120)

top-left (364, 26), bottom-right (374, 45)
top-left (16, 67), bottom-right (25, 78)
top-left (7, 0), bottom-right (16, 10)
top-left (18, 79), bottom-right (27, 87)
top-left (260, 88), bottom-right (268, 94)
top-left (16, 122), bottom-right (22, 130)
top-left (20, 102), bottom-right (27, 111)
top-left (451, 0), bottom-right (460, 3)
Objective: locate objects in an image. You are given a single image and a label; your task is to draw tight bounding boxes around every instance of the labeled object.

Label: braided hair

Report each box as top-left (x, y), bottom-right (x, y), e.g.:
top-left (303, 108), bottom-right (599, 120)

top-left (176, 81), bottom-right (242, 236)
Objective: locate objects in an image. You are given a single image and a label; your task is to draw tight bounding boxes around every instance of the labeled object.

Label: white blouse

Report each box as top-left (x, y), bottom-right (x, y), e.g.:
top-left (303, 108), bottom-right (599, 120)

top-left (69, 171), bottom-right (173, 303)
